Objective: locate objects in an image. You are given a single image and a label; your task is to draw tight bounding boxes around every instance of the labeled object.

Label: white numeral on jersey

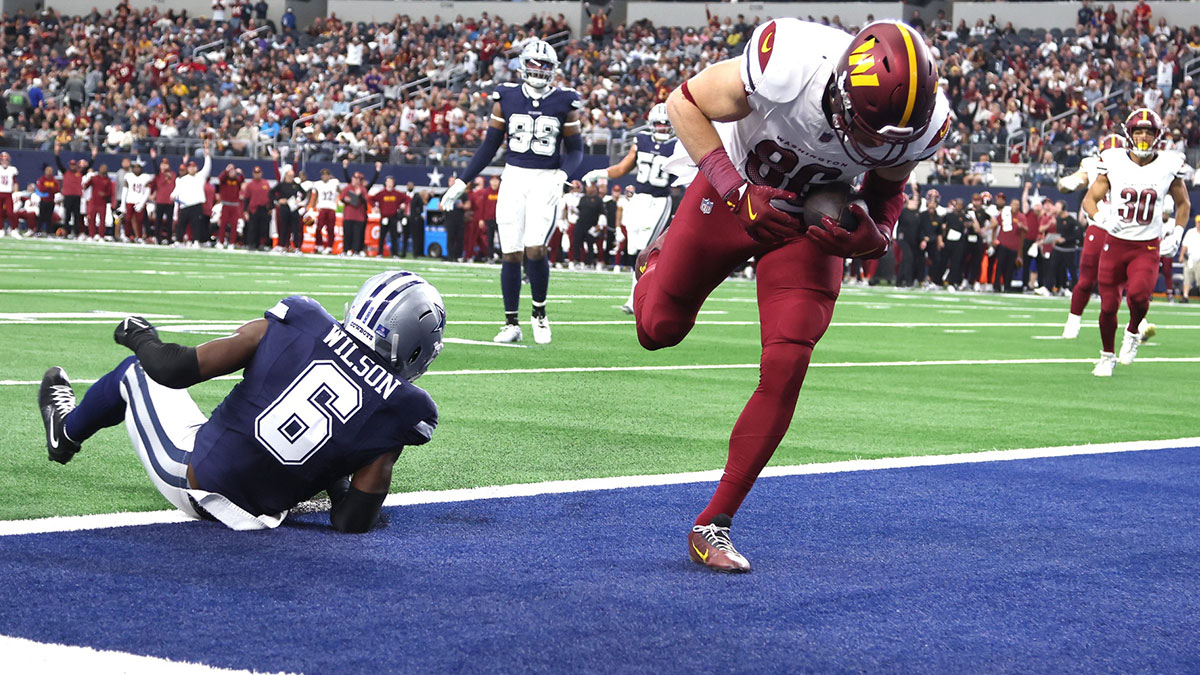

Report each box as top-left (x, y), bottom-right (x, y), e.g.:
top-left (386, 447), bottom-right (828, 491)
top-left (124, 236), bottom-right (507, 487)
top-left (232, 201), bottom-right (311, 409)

top-left (508, 113), bottom-right (561, 156)
top-left (254, 361), bottom-right (364, 465)
top-left (635, 151), bottom-right (671, 188)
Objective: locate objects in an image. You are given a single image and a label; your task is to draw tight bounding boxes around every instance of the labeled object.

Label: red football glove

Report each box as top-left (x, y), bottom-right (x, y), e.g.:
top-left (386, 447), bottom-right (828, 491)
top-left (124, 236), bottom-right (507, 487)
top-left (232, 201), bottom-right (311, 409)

top-left (806, 201), bottom-right (891, 260)
top-left (724, 182), bottom-right (803, 245)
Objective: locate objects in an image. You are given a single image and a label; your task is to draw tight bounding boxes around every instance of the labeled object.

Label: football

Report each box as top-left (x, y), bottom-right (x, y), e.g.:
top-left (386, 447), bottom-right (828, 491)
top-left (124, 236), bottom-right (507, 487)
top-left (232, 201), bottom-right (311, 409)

top-left (803, 182), bottom-right (860, 232)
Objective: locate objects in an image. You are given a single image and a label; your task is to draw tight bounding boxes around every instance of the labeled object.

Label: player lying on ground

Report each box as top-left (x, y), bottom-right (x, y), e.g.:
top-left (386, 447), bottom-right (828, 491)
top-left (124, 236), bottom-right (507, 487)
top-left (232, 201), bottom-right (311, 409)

top-left (637, 19), bottom-right (948, 572)
top-left (37, 272), bottom-right (445, 532)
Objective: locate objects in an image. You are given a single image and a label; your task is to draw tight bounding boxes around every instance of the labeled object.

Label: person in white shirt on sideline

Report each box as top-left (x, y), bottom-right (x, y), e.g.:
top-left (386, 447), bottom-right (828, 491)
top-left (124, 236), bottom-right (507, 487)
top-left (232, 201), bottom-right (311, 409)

top-left (170, 141), bottom-right (212, 246)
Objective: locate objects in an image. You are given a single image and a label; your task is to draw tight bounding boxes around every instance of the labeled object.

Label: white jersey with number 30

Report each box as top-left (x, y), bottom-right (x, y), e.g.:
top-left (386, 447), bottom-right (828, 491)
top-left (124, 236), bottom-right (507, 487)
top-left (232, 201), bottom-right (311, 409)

top-left (1098, 147), bottom-right (1187, 241)
top-left (714, 19), bottom-right (952, 212)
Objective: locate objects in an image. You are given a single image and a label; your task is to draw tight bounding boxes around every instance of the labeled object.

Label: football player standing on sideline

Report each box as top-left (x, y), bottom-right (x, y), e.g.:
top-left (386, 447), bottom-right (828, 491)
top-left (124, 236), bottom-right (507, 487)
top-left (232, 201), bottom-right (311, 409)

top-left (440, 39), bottom-right (584, 344)
top-left (584, 103), bottom-right (686, 314)
top-left (37, 272), bottom-right (444, 533)
top-left (1083, 109), bottom-right (1190, 376)
top-left (0, 152), bottom-right (18, 236)
top-left (638, 19), bottom-right (949, 571)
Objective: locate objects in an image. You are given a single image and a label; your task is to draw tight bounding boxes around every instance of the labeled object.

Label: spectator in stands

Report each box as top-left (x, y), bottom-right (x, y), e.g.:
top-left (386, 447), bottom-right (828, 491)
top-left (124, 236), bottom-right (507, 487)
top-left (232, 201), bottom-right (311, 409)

top-left (964, 153), bottom-right (994, 187)
top-left (1028, 150), bottom-right (1061, 187)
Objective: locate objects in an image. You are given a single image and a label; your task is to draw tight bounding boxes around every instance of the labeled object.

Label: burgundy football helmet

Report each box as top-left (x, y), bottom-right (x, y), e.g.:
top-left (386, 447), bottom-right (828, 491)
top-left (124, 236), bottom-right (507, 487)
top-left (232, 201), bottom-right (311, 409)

top-left (1098, 133), bottom-right (1126, 153)
top-left (829, 21), bottom-right (939, 166)
top-left (1123, 108), bottom-right (1163, 158)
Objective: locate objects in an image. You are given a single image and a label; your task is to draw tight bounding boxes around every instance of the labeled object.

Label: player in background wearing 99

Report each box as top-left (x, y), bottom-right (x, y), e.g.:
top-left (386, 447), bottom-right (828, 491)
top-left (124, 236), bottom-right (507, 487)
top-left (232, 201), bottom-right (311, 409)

top-left (638, 19), bottom-right (949, 572)
top-left (583, 103), bottom-right (689, 314)
top-left (1083, 108), bottom-right (1190, 376)
top-left (1059, 134), bottom-right (1127, 339)
top-left (440, 39), bottom-right (584, 345)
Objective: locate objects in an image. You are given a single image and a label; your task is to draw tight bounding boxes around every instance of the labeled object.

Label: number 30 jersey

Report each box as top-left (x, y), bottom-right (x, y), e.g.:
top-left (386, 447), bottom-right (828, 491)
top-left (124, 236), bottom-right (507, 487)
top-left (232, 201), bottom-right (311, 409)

top-left (716, 19), bottom-right (952, 211)
top-left (190, 295), bottom-right (438, 516)
top-left (1097, 147), bottom-right (1187, 241)
top-left (492, 82), bottom-right (583, 170)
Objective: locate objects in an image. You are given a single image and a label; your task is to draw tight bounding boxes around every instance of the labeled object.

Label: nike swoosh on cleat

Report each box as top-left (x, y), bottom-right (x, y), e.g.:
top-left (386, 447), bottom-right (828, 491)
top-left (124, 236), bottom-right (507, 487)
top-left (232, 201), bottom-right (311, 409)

top-left (691, 541), bottom-right (709, 562)
top-left (46, 408), bottom-right (59, 449)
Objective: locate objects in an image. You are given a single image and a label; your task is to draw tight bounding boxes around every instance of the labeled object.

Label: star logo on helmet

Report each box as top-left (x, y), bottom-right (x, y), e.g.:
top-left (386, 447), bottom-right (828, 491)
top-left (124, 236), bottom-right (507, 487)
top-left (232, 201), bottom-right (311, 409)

top-left (847, 38), bottom-right (879, 87)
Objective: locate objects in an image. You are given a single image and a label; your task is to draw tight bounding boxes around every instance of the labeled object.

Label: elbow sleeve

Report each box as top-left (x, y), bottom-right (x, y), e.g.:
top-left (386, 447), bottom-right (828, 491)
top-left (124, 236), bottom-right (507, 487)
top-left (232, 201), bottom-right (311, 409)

top-left (136, 341), bottom-right (202, 389)
top-left (329, 487), bottom-right (387, 533)
top-left (462, 127), bottom-right (505, 183)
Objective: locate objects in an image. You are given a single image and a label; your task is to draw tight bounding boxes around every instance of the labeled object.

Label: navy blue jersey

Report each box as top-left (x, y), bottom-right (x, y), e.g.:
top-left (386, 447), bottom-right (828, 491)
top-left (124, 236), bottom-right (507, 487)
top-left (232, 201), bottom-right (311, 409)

top-left (190, 295), bottom-right (437, 516)
top-left (634, 134), bottom-right (677, 199)
top-left (492, 83), bottom-right (583, 170)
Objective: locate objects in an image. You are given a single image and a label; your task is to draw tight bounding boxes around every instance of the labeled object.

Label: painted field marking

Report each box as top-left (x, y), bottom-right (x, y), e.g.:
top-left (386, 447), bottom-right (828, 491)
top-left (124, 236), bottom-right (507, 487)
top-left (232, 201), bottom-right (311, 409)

top-left (0, 635), bottom-right (294, 675)
top-left (4, 356), bottom-right (1200, 387)
top-left (2, 437), bottom-right (1195, 538)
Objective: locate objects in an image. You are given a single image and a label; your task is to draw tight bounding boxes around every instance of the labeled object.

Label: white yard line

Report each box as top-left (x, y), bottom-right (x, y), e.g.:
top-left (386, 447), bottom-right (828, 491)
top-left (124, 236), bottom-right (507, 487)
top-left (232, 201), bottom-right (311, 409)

top-left (0, 635), bottom-right (293, 675)
top-left (4, 356), bottom-right (1200, 387)
top-left (2, 437), bottom-right (1195, 538)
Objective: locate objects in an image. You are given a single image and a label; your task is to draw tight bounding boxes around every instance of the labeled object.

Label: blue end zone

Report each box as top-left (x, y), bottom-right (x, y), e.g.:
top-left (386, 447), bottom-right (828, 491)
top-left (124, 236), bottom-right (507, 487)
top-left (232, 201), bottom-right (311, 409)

top-left (1, 447), bottom-right (1198, 672)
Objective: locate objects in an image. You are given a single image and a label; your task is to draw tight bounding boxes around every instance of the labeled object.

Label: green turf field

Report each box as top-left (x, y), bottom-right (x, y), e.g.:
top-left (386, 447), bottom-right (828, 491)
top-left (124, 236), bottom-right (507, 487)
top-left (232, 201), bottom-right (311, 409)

top-left (2, 237), bottom-right (1198, 521)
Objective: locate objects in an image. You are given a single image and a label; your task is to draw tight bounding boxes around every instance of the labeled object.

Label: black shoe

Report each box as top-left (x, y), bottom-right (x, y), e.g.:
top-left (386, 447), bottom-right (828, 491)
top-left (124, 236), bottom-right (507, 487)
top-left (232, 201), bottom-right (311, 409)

top-left (38, 367), bottom-right (81, 465)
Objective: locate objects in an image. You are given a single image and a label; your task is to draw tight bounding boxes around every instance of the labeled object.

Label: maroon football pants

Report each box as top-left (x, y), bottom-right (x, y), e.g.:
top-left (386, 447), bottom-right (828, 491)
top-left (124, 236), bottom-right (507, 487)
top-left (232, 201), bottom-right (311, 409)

top-left (1070, 224), bottom-right (1108, 316)
top-left (1097, 235), bottom-right (1159, 353)
top-left (634, 175), bottom-right (841, 526)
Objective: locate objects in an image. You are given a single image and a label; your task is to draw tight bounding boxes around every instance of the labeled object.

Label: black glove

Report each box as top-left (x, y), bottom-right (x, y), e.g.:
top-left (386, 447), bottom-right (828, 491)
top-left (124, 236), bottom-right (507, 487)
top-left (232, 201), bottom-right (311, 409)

top-left (114, 316), bottom-right (160, 352)
top-left (327, 475), bottom-right (352, 506)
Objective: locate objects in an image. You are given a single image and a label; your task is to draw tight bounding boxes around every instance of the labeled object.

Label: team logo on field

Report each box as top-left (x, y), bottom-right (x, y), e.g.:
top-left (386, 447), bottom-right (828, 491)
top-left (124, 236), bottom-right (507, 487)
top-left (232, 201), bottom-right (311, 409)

top-left (700, 198), bottom-right (713, 214)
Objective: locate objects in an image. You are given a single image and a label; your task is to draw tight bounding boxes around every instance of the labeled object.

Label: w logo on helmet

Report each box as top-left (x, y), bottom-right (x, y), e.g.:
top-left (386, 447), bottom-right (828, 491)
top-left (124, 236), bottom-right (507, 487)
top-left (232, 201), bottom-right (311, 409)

top-left (847, 39), bottom-right (879, 87)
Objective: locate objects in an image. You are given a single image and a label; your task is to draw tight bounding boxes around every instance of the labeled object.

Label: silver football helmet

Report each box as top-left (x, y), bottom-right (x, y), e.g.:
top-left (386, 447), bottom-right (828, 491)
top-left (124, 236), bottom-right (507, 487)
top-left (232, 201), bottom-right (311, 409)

top-left (519, 39), bottom-right (558, 90)
top-left (648, 103), bottom-right (672, 142)
top-left (344, 271), bottom-right (445, 382)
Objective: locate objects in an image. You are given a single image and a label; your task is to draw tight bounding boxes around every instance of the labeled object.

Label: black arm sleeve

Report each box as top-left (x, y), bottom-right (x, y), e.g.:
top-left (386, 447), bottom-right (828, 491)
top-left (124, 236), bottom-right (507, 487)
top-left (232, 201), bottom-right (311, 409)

top-left (55, 154), bottom-right (67, 174)
top-left (135, 340), bottom-right (202, 389)
top-left (329, 487), bottom-right (387, 533)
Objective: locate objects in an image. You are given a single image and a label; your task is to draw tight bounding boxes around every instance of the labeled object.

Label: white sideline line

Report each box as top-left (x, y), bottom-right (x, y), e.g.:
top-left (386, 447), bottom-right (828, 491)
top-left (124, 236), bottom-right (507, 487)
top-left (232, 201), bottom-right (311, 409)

top-left (2, 438), bottom-right (1195, 538)
top-left (0, 635), bottom-right (294, 675)
top-left (4, 356), bottom-right (1200, 387)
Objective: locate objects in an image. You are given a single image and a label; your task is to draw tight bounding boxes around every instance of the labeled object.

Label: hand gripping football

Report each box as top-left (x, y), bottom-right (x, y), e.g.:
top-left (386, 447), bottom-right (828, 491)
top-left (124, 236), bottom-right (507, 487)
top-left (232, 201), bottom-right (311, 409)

top-left (803, 182), bottom-right (859, 232)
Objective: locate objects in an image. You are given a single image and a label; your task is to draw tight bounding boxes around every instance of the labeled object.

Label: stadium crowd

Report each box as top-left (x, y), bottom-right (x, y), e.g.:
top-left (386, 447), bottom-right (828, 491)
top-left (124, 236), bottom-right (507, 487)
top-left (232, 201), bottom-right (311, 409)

top-left (0, 1), bottom-right (1199, 296)
top-left (2, 1), bottom-right (1199, 170)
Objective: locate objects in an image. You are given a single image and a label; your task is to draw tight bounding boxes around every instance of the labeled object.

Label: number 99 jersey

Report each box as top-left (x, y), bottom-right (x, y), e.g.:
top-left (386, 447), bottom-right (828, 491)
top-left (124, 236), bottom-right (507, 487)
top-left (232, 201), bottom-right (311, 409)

top-left (492, 82), bottom-right (584, 170)
top-left (1098, 147), bottom-right (1188, 241)
top-left (190, 295), bottom-right (438, 517)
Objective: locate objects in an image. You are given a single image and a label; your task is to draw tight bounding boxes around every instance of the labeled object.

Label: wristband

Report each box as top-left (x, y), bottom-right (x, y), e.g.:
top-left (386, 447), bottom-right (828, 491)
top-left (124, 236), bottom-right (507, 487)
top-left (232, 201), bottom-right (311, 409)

top-left (696, 147), bottom-right (745, 201)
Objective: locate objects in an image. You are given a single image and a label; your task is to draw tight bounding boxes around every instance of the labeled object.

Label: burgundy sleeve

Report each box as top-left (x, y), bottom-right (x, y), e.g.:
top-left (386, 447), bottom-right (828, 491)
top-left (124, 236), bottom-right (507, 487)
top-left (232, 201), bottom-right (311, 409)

top-left (861, 171), bottom-right (907, 232)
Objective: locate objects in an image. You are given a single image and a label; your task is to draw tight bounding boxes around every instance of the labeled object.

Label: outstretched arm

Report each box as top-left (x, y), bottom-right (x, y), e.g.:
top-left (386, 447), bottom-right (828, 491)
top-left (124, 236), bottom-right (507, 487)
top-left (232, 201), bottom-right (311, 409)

top-left (584, 146), bottom-right (637, 184)
top-left (114, 316), bottom-right (267, 388)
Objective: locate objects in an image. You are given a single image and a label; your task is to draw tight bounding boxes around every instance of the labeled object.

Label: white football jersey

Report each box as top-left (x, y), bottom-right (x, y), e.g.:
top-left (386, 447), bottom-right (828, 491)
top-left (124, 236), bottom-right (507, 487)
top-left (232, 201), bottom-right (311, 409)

top-left (561, 191), bottom-right (581, 224)
top-left (124, 173), bottom-right (154, 205)
top-left (716, 19), bottom-right (952, 213)
top-left (0, 166), bottom-right (17, 193)
top-left (1098, 148), bottom-right (1187, 241)
top-left (314, 179), bottom-right (341, 210)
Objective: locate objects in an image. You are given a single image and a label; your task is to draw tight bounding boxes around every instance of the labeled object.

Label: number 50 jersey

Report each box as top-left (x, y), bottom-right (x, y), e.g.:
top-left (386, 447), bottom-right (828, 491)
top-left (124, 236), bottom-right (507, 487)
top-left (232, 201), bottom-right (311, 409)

top-left (492, 82), bottom-right (583, 170)
top-left (190, 295), bottom-right (438, 516)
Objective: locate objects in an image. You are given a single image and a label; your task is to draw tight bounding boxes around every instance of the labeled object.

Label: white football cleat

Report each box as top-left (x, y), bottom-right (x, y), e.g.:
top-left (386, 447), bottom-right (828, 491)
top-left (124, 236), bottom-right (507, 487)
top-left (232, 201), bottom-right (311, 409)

top-left (1118, 330), bottom-right (1140, 365)
top-left (531, 315), bottom-right (552, 344)
top-left (1092, 351), bottom-right (1117, 377)
top-left (1062, 313), bottom-right (1082, 339)
top-left (620, 303), bottom-right (634, 315)
top-left (1138, 318), bottom-right (1156, 344)
top-left (493, 324), bottom-right (523, 343)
